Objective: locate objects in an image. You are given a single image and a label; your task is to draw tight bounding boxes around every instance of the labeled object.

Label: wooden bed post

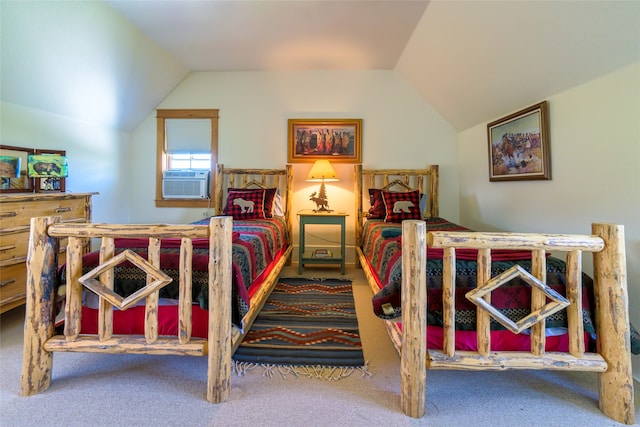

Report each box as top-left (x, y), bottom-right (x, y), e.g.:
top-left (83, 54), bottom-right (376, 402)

top-left (354, 164), bottom-right (363, 268)
top-left (592, 223), bottom-right (635, 425)
top-left (400, 220), bottom-right (427, 417)
top-left (207, 216), bottom-right (233, 403)
top-left (429, 165), bottom-right (439, 217)
top-left (285, 164), bottom-right (293, 266)
top-left (20, 216), bottom-right (59, 396)
top-left (214, 164), bottom-right (225, 215)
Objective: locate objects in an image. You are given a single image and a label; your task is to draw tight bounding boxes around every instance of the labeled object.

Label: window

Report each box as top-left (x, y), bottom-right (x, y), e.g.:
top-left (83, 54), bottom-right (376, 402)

top-left (167, 153), bottom-right (211, 170)
top-left (156, 109), bottom-right (219, 208)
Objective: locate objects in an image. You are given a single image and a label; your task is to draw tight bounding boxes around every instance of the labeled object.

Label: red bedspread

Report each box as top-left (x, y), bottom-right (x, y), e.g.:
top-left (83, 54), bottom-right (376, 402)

top-left (57, 216), bottom-right (289, 336)
top-left (361, 217), bottom-right (597, 352)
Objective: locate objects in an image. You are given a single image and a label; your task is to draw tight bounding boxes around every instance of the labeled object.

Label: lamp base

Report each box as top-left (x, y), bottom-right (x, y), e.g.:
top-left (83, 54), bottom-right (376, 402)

top-left (309, 181), bottom-right (332, 212)
top-left (313, 207), bottom-right (334, 213)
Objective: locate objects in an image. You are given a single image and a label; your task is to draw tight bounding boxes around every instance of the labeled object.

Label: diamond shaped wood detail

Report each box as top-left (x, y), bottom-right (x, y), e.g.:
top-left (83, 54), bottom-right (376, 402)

top-left (78, 250), bottom-right (173, 310)
top-left (466, 264), bottom-right (569, 334)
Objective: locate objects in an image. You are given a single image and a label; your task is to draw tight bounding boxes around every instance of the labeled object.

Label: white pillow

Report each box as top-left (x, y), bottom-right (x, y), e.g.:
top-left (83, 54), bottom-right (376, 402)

top-left (272, 190), bottom-right (285, 217)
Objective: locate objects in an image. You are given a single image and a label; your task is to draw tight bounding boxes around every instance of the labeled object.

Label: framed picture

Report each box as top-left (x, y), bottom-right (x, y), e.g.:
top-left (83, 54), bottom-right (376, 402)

top-left (288, 118), bottom-right (362, 163)
top-left (487, 101), bottom-right (551, 181)
top-left (29, 149), bottom-right (68, 192)
top-left (0, 145), bottom-right (34, 193)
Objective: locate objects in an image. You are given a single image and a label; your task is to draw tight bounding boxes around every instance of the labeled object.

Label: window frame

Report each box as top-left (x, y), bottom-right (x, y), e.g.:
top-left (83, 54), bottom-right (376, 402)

top-left (155, 109), bottom-right (219, 208)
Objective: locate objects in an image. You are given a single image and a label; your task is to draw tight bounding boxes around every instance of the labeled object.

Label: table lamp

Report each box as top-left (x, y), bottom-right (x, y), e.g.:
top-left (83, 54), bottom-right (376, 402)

top-left (307, 160), bottom-right (338, 212)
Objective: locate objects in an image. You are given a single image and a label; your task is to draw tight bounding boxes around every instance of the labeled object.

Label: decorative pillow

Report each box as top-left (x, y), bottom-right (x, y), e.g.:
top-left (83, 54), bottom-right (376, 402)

top-left (223, 189), bottom-right (266, 220)
top-left (381, 228), bottom-right (402, 238)
top-left (368, 189), bottom-right (385, 219)
top-left (226, 187), bottom-right (277, 217)
top-left (369, 189), bottom-right (426, 219)
top-left (272, 190), bottom-right (284, 217)
top-left (382, 190), bottom-right (422, 223)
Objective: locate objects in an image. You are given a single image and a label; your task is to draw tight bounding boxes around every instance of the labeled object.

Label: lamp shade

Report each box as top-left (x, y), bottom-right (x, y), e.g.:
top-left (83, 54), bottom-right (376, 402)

top-left (306, 160), bottom-right (338, 182)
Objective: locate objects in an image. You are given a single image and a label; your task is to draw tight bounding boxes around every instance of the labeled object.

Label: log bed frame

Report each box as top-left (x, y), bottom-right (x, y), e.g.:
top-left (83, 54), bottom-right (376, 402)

top-left (21, 165), bottom-right (293, 404)
top-left (354, 164), bottom-right (635, 424)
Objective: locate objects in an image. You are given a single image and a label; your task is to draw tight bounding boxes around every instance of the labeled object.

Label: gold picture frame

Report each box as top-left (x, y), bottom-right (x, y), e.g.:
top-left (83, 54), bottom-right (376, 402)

top-left (288, 118), bottom-right (362, 163)
top-left (487, 101), bottom-right (551, 181)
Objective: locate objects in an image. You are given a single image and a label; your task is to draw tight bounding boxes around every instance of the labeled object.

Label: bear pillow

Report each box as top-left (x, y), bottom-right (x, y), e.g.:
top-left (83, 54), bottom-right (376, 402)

top-left (381, 190), bottom-right (422, 223)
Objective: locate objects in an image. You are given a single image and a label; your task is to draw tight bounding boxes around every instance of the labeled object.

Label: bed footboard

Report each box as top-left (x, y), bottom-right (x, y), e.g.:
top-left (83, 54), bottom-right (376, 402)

top-left (20, 216), bottom-right (234, 404)
top-left (400, 220), bottom-right (635, 424)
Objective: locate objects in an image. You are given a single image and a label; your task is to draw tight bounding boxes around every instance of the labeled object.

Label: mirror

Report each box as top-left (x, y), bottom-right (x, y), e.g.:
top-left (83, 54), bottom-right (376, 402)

top-left (0, 145), bottom-right (34, 193)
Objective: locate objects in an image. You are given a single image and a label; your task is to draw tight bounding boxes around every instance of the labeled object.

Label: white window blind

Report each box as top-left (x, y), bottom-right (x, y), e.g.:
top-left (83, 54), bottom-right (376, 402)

top-left (165, 118), bottom-right (211, 154)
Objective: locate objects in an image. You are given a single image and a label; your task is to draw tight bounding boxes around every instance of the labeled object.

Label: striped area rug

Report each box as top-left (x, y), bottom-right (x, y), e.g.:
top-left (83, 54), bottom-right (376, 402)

top-left (232, 277), bottom-right (369, 380)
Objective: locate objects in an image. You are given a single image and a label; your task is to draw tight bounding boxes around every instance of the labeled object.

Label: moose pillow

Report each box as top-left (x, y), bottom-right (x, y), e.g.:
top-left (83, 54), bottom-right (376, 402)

top-left (223, 189), bottom-right (267, 220)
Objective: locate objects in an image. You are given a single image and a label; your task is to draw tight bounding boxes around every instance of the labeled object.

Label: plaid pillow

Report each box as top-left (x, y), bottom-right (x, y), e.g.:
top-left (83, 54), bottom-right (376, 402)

top-left (368, 188), bottom-right (385, 219)
top-left (369, 189), bottom-right (426, 219)
top-left (223, 190), bottom-right (266, 220)
top-left (227, 188), bottom-right (277, 217)
top-left (382, 190), bottom-right (422, 223)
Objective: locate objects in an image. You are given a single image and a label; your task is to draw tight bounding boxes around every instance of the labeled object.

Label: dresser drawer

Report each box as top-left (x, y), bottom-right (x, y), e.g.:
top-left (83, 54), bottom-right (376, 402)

top-left (0, 192), bottom-right (95, 313)
top-left (0, 261), bottom-right (27, 308)
top-left (0, 198), bottom-right (87, 229)
top-left (0, 231), bottom-right (68, 263)
top-left (0, 231), bottom-right (29, 262)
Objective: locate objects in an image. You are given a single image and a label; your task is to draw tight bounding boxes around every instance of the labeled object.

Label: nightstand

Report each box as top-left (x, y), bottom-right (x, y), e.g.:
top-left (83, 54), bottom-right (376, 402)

top-left (297, 210), bottom-right (349, 274)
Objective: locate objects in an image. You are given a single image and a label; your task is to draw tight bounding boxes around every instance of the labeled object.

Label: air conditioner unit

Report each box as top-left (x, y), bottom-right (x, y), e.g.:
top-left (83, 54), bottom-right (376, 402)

top-left (162, 170), bottom-right (210, 199)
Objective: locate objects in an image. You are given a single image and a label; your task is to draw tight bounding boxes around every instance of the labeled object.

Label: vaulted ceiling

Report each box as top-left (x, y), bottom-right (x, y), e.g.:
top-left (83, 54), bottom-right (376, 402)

top-left (2, 1), bottom-right (639, 132)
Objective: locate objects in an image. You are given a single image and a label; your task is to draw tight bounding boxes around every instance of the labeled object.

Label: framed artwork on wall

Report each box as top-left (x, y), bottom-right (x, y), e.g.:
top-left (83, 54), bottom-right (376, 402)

top-left (487, 101), bottom-right (551, 181)
top-left (29, 149), bottom-right (68, 192)
top-left (287, 118), bottom-right (362, 163)
top-left (0, 145), bottom-right (35, 193)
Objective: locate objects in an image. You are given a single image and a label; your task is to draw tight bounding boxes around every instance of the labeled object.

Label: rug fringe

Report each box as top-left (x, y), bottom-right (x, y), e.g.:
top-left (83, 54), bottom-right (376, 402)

top-left (231, 360), bottom-right (372, 381)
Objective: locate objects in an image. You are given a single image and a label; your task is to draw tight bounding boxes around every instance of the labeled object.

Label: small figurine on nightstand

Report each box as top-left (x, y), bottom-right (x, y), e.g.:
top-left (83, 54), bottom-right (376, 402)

top-left (309, 190), bottom-right (331, 212)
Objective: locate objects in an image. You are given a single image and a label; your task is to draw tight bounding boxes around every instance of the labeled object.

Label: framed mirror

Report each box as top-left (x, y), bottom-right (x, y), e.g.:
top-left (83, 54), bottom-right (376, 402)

top-left (0, 145), bottom-right (34, 193)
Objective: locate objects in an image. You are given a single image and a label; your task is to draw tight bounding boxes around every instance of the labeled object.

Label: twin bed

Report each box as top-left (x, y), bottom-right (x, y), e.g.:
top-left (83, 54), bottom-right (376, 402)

top-left (20, 163), bottom-right (635, 424)
top-left (21, 164), bottom-right (292, 404)
top-left (354, 164), bottom-right (635, 424)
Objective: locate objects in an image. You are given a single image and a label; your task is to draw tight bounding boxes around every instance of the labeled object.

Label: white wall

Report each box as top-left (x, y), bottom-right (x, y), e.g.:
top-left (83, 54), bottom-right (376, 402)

top-left (128, 70), bottom-right (459, 261)
top-left (458, 62), bottom-right (640, 379)
top-left (0, 0), bottom-right (188, 132)
top-left (0, 101), bottom-right (131, 223)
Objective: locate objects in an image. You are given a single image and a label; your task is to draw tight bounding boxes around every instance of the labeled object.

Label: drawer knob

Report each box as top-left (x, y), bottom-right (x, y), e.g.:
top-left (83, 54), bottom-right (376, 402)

top-left (0, 278), bottom-right (16, 287)
top-left (0, 211), bottom-right (18, 218)
top-left (55, 207), bottom-right (72, 213)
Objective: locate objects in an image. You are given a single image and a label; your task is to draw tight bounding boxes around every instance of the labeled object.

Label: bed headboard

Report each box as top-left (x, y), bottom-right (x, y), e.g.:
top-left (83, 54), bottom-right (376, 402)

top-left (214, 164), bottom-right (293, 240)
top-left (354, 164), bottom-right (439, 247)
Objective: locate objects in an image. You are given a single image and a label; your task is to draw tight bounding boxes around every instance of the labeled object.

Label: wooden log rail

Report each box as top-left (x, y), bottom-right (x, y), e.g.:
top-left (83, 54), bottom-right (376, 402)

top-left (400, 220), bottom-right (635, 424)
top-left (21, 216), bottom-right (233, 405)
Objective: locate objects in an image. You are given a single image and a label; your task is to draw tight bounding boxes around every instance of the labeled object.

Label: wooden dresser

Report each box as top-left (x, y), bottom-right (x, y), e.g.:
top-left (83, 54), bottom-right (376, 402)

top-left (0, 192), bottom-right (96, 314)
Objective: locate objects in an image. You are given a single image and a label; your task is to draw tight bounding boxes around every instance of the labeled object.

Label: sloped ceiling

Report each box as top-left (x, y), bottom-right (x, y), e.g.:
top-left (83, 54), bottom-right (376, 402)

top-left (0, 0), bottom-right (189, 131)
top-left (1, 1), bottom-right (639, 133)
top-left (397, 1), bottom-right (640, 130)
top-left (106, 0), bottom-right (428, 71)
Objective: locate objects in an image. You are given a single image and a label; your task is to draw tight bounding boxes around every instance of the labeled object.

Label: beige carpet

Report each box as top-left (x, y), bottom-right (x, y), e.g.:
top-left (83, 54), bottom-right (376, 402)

top-left (1, 265), bottom-right (638, 426)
